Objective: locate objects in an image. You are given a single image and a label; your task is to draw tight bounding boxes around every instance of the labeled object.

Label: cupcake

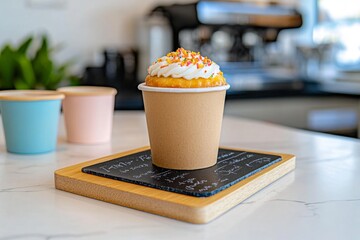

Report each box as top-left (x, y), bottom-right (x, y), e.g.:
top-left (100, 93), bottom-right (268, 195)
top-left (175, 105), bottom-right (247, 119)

top-left (139, 48), bottom-right (230, 170)
top-left (146, 48), bottom-right (227, 88)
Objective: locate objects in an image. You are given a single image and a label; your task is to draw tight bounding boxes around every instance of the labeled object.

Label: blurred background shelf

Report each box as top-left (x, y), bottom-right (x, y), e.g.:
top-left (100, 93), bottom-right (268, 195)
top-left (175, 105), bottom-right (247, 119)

top-left (1, 0), bottom-right (360, 138)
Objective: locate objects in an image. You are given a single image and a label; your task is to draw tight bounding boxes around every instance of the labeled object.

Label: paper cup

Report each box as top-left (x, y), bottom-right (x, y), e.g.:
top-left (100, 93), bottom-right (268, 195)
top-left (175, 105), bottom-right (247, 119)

top-left (0, 90), bottom-right (64, 154)
top-left (57, 86), bottom-right (117, 144)
top-left (138, 83), bottom-right (230, 170)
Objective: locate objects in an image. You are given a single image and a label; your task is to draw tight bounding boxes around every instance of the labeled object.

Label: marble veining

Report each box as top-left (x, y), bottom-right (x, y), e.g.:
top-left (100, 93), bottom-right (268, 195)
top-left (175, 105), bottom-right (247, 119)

top-left (0, 184), bottom-right (51, 193)
top-left (270, 198), bottom-right (360, 217)
top-left (1, 112), bottom-right (360, 240)
top-left (0, 231), bottom-right (105, 240)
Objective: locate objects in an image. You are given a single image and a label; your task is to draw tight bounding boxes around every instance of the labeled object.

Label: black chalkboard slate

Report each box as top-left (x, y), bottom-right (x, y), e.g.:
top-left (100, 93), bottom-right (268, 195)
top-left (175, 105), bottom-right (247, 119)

top-left (82, 149), bottom-right (281, 197)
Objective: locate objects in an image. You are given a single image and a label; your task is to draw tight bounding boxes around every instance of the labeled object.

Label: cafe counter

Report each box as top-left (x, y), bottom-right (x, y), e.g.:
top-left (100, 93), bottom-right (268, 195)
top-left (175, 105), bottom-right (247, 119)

top-left (0, 111), bottom-right (359, 239)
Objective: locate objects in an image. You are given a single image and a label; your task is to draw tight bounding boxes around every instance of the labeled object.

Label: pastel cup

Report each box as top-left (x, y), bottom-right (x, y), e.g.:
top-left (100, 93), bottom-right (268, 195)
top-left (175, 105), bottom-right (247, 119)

top-left (0, 90), bottom-right (64, 154)
top-left (138, 83), bottom-right (230, 170)
top-left (57, 86), bottom-right (117, 144)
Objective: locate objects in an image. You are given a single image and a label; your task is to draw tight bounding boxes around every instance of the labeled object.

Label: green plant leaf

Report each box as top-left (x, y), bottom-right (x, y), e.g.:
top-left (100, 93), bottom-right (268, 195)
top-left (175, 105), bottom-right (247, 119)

top-left (17, 36), bottom-right (33, 55)
top-left (46, 74), bottom-right (63, 90)
top-left (69, 75), bottom-right (80, 86)
top-left (14, 78), bottom-right (31, 89)
top-left (0, 34), bottom-right (77, 90)
top-left (32, 50), bottom-right (53, 87)
top-left (0, 45), bottom-right (16, 88)
top-left (58, 61), bottom-right (71, 72)
top-left (17, 54), bottom-right (36, 87)
top-left (0, 77), bottom-right (6, 89)
top-left (40, 35), bottom-right (49, 54)
top-left (44, 60), bottom-right (73, 89)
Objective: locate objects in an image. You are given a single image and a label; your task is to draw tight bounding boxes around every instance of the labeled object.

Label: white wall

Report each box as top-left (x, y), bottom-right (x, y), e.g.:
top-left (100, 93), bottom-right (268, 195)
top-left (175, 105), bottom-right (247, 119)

top-left (0, 0), bottom-right (306, 73)
top-left (0, 0), bottom-right (193, 71)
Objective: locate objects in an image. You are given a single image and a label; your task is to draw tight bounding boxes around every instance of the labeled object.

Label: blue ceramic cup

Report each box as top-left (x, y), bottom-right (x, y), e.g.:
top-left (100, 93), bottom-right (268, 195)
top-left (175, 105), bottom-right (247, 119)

top-left (0, 90), bottom-right (64, 154)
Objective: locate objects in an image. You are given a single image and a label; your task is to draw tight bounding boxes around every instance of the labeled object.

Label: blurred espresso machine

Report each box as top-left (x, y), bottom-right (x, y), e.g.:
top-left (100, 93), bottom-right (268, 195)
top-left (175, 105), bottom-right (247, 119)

top-left (138, 1), bottom-right (302, 90)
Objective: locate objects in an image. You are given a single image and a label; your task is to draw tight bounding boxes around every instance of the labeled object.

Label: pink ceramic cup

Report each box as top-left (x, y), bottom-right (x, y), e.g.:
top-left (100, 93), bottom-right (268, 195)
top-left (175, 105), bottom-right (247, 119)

top-left (57, 86), bottom-right (117, 144)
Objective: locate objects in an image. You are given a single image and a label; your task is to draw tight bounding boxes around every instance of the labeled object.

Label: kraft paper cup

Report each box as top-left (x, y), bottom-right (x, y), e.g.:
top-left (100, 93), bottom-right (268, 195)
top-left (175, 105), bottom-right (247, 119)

top-left (0, 90), bottom-right (64, 154)
top-left (138, 83), bottom-right (230, 170)
top-left (57, 86), bottom-right (117, 144)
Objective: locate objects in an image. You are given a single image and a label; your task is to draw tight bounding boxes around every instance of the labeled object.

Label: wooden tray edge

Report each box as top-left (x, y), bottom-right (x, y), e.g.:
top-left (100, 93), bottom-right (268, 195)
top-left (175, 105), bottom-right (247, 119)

top-left (54, 146), bottom-right (296, 223)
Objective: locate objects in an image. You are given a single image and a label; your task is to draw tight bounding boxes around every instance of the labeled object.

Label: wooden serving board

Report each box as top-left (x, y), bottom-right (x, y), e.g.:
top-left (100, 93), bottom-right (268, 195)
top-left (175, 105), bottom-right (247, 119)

top-left (55, 146), bottom-right (295, 224)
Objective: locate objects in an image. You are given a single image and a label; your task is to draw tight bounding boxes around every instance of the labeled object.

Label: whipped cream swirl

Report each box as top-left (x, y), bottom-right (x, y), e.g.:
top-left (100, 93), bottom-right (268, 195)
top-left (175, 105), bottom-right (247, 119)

top-left (147, 48), bottom-right (221, 80)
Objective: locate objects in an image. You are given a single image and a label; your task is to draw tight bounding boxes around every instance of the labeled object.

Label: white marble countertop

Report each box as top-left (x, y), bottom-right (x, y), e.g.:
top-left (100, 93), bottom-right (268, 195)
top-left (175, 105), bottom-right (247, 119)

top-left (1, 111), bottom-right (360, 240)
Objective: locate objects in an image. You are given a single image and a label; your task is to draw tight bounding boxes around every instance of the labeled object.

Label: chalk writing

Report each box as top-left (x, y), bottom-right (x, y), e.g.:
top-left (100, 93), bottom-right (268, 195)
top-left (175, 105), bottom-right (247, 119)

top-left (130, 163), bottom-right (149, 171)
top-left (164, 172), bottom-right (190, 183)
top-left (138, 155), bottom-right (152, 161)
top-left (151, 170), bottom-right (172, 180)
top-left (99, 160), bottom-right (133, 173)
top-left (217, 151), bottom-right (236, 161)
top-left (178, 178), bottom-right (196, 186)
top-left (185, 180), bottom-right (208, 191)
top-left (246, 157), bottom-right (272, 167)
top-left (82, 149), bottom-right (282, 197)
top-left (133, 170), bottom-right (156, 179)
top-left (216, 165), bottom-right (242, 175)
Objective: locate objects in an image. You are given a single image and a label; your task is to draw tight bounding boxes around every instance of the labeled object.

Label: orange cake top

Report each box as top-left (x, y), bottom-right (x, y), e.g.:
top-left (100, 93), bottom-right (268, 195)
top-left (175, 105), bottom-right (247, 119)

top-left (146, 48), bottom-right (227, 88)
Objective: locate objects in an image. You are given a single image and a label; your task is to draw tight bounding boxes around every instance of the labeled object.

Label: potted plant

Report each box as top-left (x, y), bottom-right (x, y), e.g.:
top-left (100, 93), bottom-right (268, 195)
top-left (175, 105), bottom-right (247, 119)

top-left (0, 35), bottom-right (79, 90)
